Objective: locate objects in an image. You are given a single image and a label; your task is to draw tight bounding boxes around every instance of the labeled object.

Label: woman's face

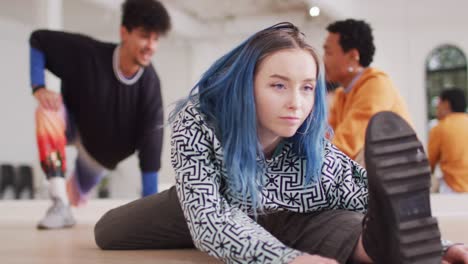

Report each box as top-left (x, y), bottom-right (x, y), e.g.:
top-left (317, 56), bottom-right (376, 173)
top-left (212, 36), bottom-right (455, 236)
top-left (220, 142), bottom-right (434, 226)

top-left (254, 48), bottom-right (317, 146)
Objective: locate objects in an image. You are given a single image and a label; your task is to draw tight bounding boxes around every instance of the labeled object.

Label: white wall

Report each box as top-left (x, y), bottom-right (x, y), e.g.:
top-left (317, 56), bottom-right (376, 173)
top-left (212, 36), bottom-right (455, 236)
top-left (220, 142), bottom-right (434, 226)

top-left (0, 17), bottom-right (36, 165)
top-left (0, 1), bottom-right (40, 170)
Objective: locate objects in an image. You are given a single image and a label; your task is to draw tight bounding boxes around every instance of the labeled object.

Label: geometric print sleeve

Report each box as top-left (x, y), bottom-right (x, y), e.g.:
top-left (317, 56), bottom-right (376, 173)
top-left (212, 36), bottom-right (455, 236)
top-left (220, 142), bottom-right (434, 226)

top-left (321, 141), bottom-right (369, 214)
top-left (170, 104), bottom-right (303, 264)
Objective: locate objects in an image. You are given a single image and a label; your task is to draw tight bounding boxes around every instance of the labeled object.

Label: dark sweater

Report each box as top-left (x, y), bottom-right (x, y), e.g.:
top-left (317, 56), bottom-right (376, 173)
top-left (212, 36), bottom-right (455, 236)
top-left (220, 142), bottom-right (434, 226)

top-left (30, 30), bottom-right (163, 171)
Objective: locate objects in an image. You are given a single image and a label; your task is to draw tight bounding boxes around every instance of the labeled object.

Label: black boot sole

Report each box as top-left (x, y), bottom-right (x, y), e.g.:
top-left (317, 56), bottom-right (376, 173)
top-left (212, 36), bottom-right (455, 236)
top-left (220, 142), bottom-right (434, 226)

top-left (364, 111), bottom-right (442, 264)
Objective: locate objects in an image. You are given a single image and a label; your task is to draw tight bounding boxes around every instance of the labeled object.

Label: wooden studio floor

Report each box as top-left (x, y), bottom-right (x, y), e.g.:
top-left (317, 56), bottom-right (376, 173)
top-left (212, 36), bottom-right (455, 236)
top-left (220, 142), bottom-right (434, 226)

top-left (0, 200), bottom-right (220, 264)
top-left (1, 195), bottom-right (467, 264)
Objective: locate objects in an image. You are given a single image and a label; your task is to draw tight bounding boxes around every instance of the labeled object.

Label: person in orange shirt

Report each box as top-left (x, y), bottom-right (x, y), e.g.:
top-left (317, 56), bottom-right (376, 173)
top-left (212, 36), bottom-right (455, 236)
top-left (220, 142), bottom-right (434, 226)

top-left (323, 19), bottom-right (412, 164)
top-left (428, 88), bottom-right (468, 193)
top-left (326, 81), bottom-right (340, 113)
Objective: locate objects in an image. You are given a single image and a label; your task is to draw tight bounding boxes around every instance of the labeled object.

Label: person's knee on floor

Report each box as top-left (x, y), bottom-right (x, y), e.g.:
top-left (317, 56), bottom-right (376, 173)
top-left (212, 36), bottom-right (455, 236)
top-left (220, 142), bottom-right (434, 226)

top-left (94, 209), bottom-right (114, 249)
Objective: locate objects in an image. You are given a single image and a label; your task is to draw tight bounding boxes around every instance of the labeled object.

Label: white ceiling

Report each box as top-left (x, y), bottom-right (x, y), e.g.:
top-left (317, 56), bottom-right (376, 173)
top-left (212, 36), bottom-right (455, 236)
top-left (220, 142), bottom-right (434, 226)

top-left (78, 0), bottom-right (329, 38)
top-left (83, 0), bottom-right (315, 22)
top-left (163, 0), bottom-right (310, 22)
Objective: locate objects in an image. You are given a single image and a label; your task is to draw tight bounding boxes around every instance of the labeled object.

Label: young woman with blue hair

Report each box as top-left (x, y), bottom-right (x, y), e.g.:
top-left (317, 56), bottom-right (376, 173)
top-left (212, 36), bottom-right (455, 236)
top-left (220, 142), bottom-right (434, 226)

top-left (94, 22), bottom-right (467, 263)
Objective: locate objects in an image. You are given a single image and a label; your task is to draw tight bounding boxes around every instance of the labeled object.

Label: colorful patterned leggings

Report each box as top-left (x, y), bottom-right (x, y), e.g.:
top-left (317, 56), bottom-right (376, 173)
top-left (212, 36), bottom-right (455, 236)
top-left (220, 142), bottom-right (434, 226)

top-left (35, 106), bottom-right (108, 204)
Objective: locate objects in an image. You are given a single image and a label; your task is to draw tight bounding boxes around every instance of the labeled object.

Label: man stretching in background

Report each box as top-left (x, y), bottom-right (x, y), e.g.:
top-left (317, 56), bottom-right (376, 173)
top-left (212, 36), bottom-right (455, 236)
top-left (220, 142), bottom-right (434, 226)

top-left (29, 0), bottom-right (171, 229)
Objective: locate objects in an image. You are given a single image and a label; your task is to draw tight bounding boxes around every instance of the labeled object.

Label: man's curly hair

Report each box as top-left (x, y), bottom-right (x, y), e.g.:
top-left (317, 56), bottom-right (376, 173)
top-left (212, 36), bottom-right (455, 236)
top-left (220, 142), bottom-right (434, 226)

top-left (327, 19), bottom-right (375, 67)
top-left (122, 0), bottom-right (171, 35)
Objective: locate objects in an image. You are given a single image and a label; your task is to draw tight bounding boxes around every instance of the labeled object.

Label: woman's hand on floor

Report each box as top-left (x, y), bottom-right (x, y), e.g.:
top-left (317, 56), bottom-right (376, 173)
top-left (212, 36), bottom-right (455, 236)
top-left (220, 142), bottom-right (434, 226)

top-left (289, 253), bottom-right (338, 264)
top-left (443, 244), bottom-right (468, 264)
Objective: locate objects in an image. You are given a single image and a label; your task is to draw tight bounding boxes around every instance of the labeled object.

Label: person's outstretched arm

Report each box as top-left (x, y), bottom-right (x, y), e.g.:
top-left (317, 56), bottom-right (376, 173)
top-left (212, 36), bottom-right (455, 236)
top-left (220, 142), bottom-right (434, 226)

top-left (137, 68), bottom-right (164, 196)
top-left (30, 45), bottom-right (62, 111)
top-left (29, 30), bottom-right (92, 110)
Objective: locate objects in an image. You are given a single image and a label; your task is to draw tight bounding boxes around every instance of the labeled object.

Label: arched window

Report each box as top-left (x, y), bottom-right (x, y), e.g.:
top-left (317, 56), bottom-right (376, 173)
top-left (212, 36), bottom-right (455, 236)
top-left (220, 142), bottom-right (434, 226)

top-left (426, 45), bottom-right (467, 123)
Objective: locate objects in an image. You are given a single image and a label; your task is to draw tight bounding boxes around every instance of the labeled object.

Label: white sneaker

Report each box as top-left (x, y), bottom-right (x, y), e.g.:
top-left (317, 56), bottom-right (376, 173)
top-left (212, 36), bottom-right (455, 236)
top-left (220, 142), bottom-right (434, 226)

top-left (37, 198), bottom-right (76, 230)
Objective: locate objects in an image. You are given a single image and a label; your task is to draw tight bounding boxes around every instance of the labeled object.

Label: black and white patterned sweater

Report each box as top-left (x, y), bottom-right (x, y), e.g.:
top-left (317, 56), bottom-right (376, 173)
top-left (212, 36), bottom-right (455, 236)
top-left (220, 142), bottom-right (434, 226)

top-left (171, 103), bottom-right (368, 264)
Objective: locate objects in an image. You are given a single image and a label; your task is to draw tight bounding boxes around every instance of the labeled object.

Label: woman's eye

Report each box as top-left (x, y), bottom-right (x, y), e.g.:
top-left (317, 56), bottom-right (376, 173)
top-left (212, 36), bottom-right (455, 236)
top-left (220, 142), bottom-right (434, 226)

top-left (304, 85), bottom-right (315, 91)
top-left (272, 83), bottom-right (285, 89)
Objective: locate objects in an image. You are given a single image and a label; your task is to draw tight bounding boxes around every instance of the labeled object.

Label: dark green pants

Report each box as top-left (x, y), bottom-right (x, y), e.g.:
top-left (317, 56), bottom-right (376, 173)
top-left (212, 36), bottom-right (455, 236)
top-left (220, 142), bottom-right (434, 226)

top-left (95, 186), bottom-right (363, 264)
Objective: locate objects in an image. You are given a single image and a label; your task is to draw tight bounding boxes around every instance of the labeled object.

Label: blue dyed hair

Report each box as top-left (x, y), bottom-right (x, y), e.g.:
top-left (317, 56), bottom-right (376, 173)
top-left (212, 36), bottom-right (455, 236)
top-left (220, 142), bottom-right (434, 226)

top-left (169, 22), bottom-right (328, 211)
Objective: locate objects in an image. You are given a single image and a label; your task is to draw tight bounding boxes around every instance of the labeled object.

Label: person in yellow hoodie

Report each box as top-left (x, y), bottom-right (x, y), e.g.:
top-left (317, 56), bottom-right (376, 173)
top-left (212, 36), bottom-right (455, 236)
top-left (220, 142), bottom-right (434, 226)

top-left (324, 19), bottom-right (412, 163)
top-left (428, 88), bottom-right (468, 193)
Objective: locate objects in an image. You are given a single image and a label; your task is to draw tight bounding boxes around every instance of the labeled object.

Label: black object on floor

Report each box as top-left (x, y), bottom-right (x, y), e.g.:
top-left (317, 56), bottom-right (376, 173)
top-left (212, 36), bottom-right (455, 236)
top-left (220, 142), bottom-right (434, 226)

top-left (16, 165), bottom-right (34, 199)
top-left (0, 164), bottom-right (16, 199)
